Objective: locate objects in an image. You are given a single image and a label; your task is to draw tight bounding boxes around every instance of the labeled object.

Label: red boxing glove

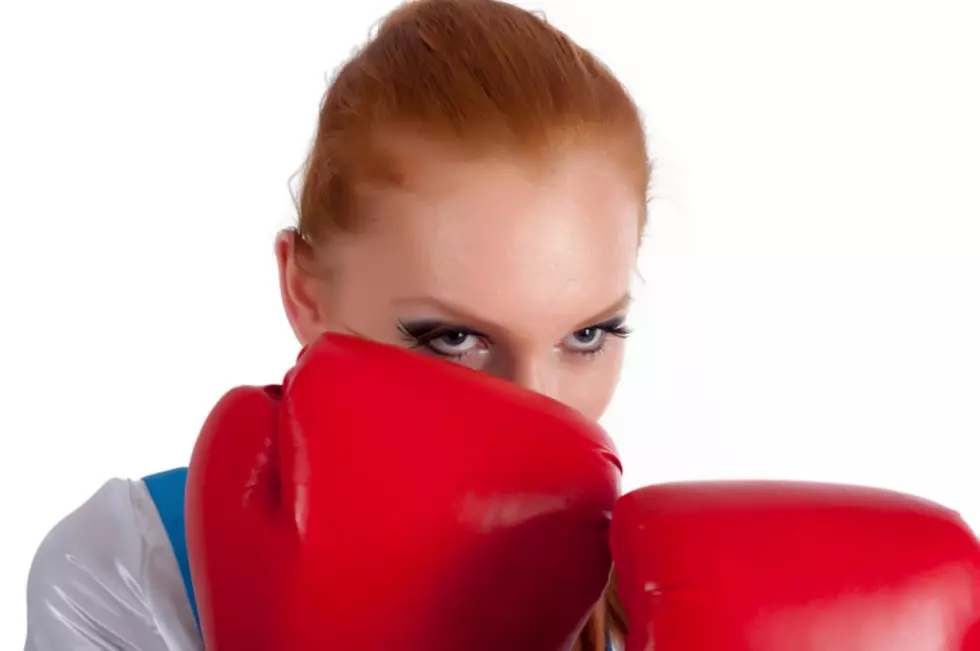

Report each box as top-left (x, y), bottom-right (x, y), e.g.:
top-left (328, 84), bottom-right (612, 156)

top-left (612, 481), bottom-right (980, 651)
top-left (185, 333), bottom-right (620, 651)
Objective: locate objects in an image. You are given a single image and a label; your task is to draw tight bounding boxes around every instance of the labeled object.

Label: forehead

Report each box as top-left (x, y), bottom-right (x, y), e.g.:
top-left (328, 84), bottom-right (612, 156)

top-left (343, 149), bottom-right (641, 330)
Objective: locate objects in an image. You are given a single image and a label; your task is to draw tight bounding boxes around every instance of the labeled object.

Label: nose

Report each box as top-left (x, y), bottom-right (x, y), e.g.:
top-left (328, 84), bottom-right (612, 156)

top-left (506, 356), bottom-right (559, 401)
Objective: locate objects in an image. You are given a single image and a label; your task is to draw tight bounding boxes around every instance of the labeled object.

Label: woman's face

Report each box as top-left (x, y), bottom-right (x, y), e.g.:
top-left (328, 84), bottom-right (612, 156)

top-left (279, 143), bottom-right (642, 420)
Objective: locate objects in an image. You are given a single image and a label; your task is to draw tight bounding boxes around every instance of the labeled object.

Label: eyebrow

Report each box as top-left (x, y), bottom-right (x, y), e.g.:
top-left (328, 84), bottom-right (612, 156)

top-left (572, 293), bottom-right (633, 330)
top-left (391, 293), bottom-right (633, 335)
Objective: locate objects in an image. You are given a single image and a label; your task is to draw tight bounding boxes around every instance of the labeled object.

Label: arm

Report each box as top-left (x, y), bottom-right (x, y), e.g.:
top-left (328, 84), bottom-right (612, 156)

top-left (24, 479), bottom-right (201, 651)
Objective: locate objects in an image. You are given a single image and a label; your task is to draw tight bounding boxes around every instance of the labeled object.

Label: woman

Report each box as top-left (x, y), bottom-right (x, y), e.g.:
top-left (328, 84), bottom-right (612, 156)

top-left (24, 1), bottom-right (648, 649)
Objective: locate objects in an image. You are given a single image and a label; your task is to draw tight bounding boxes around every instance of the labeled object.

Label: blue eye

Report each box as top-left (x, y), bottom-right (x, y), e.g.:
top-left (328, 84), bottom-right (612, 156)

top-left (564, 327), bottom-right (605, 351)
top-left (398, 321), bottom-right (487, 360)
top-left (562, 318), bottom-right (632, 356)
top-left (426, 330), bottom-right (481, 356)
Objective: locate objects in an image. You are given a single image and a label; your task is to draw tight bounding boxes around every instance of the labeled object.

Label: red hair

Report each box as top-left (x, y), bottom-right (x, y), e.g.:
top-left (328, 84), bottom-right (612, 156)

top-left (296, 1), bottom-right (648, 647)
top-left (297, 0), bottom-right (650, 245)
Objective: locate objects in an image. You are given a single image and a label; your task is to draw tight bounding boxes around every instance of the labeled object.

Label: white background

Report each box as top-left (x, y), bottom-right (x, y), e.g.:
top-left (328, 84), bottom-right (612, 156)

top-left (1, 0), bottom-right (978, 645)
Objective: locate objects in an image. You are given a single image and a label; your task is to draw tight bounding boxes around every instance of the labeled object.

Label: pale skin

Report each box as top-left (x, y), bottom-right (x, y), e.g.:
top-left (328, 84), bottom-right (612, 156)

top-left (276, 141), bottom-right (641, 422)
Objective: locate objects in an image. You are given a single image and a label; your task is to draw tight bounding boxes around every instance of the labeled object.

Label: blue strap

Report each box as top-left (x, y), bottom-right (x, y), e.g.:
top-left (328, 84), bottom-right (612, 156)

top-left (143, 467), bottom-right (200, 631)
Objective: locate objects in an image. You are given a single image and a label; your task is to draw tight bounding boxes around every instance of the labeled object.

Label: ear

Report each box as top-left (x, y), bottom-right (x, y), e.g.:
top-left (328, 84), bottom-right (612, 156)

top-left (275, 229), bottom-right (329, 346)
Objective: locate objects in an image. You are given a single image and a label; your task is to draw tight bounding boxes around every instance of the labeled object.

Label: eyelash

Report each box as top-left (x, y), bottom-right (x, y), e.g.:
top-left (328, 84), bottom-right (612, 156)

top-left (576, 322), bottom-right (633, 358)
top-left (397, 323), bottom-right (481, 358)
top-left (397, 320), bottom-right (632, 360)
top-left (600, 323), bottom-right (633, 339)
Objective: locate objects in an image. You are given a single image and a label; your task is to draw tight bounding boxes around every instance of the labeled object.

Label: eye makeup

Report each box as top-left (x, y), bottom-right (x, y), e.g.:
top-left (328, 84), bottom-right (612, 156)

top-left (397, 314), bottom-right (632, 360)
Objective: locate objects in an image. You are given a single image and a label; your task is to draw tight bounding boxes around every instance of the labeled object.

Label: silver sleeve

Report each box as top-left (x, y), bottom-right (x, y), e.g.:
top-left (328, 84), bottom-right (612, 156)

top-left (24, 478), bottom-right (200, 651)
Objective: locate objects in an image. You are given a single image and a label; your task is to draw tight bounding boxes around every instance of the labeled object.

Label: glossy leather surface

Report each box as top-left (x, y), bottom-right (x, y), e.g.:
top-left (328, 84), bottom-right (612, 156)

top-left (612, 481), bottom-right (980, 651)
top-left (186, 333), bottom-right (621, 651)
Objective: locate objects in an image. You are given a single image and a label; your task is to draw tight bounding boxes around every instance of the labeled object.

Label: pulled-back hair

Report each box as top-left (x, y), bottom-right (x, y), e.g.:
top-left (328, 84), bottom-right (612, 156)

top-left (297, 0), bottom-right (649, 247)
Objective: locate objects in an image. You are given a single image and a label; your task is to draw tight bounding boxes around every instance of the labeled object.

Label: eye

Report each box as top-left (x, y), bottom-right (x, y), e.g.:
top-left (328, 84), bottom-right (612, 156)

top-left (562, 327), bottom-right (607, 353)
top-left (561, 317), bottom-right (632, 356)
top-left (397, 321), bottom-right (488, 360)
top-left (426, 330), bottom-right (481, 356)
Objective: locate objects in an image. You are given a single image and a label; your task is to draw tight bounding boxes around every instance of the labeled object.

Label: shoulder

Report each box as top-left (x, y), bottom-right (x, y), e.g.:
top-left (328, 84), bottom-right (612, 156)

top-left (27, 479), bottom-right (141, 605)
top-left (25, 477), bottom-right (202, 651)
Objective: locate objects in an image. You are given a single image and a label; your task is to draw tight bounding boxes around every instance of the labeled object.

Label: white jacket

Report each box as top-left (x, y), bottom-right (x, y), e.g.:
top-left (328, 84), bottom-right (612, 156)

top-left (24, 477), bottom-right (202, 650)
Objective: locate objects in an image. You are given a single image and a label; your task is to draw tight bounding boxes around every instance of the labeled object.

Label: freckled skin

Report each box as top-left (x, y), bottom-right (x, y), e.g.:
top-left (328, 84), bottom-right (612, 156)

top-left (277, 143), bottom-right (641, 421)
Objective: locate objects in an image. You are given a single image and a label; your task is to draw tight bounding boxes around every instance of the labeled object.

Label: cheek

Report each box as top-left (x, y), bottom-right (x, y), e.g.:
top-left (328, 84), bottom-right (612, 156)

top-left (558, 346), bottom-right (626, 421)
